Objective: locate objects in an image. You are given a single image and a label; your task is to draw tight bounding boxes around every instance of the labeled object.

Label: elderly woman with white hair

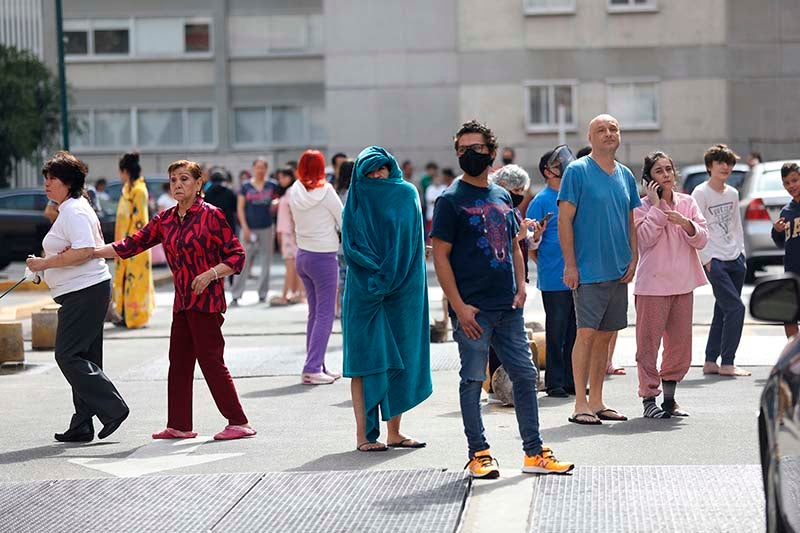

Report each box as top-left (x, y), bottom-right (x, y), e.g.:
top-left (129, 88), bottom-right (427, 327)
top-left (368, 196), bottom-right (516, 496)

top-left (485, 164), bottom-right (544, 402)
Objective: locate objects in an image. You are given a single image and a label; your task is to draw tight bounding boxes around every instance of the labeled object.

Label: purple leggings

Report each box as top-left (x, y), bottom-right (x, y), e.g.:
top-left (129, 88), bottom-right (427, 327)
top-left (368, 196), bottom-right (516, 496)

top-left (295, 249), bottom-right (338, 374)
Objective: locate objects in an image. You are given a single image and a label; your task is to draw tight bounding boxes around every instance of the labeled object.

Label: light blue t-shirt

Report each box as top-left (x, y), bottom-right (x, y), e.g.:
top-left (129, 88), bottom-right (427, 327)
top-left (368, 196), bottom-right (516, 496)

top-left (557, 156), bottom-right (641, 284)
top-left (527, 185), bottom-right (568, 292)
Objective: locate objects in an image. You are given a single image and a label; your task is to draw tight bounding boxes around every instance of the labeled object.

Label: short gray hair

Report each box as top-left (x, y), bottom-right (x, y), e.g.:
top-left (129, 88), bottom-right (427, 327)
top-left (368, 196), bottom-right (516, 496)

top-left (491, 164), bottom-right (530, 192)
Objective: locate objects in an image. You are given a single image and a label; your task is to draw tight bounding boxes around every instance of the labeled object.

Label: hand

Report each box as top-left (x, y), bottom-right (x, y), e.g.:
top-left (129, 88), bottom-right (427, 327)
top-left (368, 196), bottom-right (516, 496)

top-left (774, 217), bottom-right (788, 233)
top-left (645, 180), bottom-right (661, 207)
top-left (455, 304), bottom-right (483, 340)
top-left (563, 265), bottom-right (579, 290)
top-left (512, 289), bottom-right (527, 310)
top-left (191, 270), bottom-right (215, 295)
top-left (530, 220), bottom-right (545, 242)
top-left (516, 219), bottom-right (533, 242)
top-left (26, 255), bottom-right (47, 272)
top-left (242, 227), bottom-right (251, 244)
top-left (620, 258), bottom-right (637, 283)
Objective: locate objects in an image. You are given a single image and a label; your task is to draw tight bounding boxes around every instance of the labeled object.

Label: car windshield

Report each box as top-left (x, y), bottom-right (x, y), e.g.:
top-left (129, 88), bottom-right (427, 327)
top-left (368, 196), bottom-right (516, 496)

top-left (682, 170), bottom-right (746, 195)
top-left (754, 169), bottom-right (786, 194)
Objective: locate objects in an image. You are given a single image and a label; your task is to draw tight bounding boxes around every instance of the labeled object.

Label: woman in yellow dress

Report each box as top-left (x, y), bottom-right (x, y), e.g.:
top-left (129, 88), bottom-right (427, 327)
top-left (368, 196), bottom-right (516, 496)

top-left (113, 152), bottom-right (154, 328)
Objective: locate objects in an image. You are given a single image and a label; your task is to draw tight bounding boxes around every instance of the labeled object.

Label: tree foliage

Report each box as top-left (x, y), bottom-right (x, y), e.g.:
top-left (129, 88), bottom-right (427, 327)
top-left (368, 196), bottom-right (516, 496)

top-left (0, 45), bottom-right (62, 188)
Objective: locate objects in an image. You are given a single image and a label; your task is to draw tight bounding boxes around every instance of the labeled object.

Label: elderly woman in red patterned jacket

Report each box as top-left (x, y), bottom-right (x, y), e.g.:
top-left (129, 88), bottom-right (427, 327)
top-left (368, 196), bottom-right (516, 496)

top-left (94, 160), bottom-right (256, 441)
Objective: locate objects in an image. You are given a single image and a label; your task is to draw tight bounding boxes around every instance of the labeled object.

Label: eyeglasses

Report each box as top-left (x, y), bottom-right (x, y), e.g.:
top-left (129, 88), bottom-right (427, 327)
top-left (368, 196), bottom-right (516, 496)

top-left (456, 143), bottom-right (489, 156)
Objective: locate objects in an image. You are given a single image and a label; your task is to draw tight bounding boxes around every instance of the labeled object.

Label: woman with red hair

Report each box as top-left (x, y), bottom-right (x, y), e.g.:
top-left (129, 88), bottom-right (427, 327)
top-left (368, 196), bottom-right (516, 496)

top-left (290, 150), bottom-right (344, 385)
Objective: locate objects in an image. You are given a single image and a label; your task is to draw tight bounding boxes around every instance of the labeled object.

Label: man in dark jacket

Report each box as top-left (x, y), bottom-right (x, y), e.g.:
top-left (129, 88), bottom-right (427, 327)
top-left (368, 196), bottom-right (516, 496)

top-left (204, 168), bottom-right (238, 234)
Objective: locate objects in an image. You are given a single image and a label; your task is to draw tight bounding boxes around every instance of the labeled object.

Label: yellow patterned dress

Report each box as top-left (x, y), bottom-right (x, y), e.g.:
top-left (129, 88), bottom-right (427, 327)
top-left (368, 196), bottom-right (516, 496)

top-left (113, 176), bottom-right (155, 328)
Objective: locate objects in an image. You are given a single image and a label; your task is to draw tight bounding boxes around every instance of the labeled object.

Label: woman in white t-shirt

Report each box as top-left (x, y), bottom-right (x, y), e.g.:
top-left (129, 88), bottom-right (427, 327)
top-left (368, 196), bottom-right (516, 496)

top-left (26, 151), bottom-right (129, 443)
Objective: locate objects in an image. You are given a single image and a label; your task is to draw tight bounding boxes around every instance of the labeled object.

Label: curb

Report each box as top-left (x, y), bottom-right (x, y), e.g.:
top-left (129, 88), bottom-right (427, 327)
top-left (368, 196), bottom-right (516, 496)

top-left (0, 295), bottom-right (55, 321)
top-left (0, 280), bottom-right (49, 292)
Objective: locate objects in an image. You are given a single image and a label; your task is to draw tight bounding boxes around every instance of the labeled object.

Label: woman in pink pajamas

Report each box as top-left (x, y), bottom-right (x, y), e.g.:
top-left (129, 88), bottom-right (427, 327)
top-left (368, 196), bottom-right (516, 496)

top-left (634, 151), bottom-right (709, 419)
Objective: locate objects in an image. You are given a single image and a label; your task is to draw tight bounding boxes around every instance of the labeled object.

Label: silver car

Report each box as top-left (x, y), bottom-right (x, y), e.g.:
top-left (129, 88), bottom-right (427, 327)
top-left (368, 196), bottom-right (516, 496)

top-left (740, 160), bottom-right (797, 283)
top-left (680, 163), bottom-right (749, 195)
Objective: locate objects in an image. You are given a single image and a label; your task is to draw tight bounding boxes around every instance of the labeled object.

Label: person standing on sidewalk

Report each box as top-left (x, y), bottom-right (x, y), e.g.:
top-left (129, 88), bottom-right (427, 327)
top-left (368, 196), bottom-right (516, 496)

top-left (342, 146), bottom-right (432, 452)
top-left (692, 144), bottom-right (751, 377)
top-left (431, 120), bottom-right (574, 478)
top-left (290, 149), bottom-right (344, 385)
top-left (27, 151), bottom-right (129, 442)
top-left (231, 157), bottom-right (278, 306)
top-left (634, 151), bottom-right (708, 418)
top-left (558, 114), bottom-right (641, 426)
top-left (112, 152), bottom-right (155, 328)
top-left (771, 162), bottom-right (800, 338)
top-left (527, 146), bottom-right (577, 398)
top-left (95, 160), bottom-right (256, 441)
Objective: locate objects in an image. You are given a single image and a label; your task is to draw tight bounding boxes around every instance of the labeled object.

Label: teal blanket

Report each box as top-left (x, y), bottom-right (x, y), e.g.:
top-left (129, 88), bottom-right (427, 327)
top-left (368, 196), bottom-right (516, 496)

top-left (342, 146), bottom-right (432, 441)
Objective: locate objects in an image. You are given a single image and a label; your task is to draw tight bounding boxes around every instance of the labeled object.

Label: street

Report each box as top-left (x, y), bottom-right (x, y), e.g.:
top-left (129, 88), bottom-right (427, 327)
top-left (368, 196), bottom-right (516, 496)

top-left (0, 260), bottom-right (783, 532)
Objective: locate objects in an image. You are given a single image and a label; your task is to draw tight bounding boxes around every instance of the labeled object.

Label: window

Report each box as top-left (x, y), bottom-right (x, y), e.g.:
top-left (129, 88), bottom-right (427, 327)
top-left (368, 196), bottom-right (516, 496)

top-left (607, 0), bottom-right (658, 12)
top-left (607, 79), bottom-right (659, 129)
top-left (524, 0), bottom-right (576, 15)
top-left (228, 14), bottom-right (323, 56)
top-left (65, 17), bottom-right (211, 58)
top-left (70, 107), bottom-right (215, 150)
top-left (524, 81), bottom-right (577, 132)
top-left (233, 105), bottom-right (324, 146)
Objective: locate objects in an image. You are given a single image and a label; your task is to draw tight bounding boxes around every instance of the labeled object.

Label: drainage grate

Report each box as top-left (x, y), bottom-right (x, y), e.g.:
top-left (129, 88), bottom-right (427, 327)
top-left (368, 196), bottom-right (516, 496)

top-left (213, 469), bottom-right (468, 533)
top-left (529, 465), bottom-right (765, 533)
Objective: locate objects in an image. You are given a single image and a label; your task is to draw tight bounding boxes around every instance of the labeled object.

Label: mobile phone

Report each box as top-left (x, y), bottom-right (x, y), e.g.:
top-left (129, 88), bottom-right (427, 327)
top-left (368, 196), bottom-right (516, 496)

top-left (541, 212), bottom-right (554, 224)
top-left (643, 175), bottom-right (663, 198)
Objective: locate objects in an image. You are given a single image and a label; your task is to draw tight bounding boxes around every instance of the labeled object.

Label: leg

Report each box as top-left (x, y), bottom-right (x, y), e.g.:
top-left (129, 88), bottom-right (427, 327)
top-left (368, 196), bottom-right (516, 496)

top-left (351, 377), bottom-right (383, 448)
top-left (301, 252), bottom-right (338, 375)
top-left (167, 311), bottom-right (197, 431)
top-left (256, 227), bottom-right (274, 300)
top-left (634, 295), bottom-right (670, 399)
top-left (487, 346), bottom-right (501, 393)
top-left (491, 309), bottom-right (543, 457)
top-left (704, 260), bottom-right (724, 370)
top-left (717, 256), bottom-right (748, 374)
top-left (605, 331), bottom-right (625, 375)
top-left (587, 330), bottom-right (615, 413)
top-left (571, 328), bottom-right (597, 420)
top-left (190, 311), bottom-right (249, 426)
top-left (541, 291), bottom-right (571, 393)
top-left (295, 250), bottom-right (316, 356)
top-left (230, 236), bottom-right (258, 300)
top-left (660, 293), bottom-right (693, 385)
top-left (453, 312), bottom-right (493, 457)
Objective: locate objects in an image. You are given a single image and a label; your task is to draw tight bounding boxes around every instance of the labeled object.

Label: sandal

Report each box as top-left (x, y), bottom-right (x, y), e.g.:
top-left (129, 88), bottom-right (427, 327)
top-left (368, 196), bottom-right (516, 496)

top-left (357, 441), bottom-right (388, 452)
top-left (269, 296), bottom-right (291, 307)
top-left (595, 408), bottom-right (628, 421)
top-left (387, 438), bottom-right (426, 449)
top-left (152, 428), bottom-right (198, 439)
top-left (213, 425), bottom-right (257, 440)
top-left (568, 412), bottom-right (602, 425)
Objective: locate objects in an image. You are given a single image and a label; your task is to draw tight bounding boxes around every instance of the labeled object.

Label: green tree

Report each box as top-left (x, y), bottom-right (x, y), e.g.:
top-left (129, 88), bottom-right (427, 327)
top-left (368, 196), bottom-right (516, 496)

top-left (0, 45), bottom-right (62, 188)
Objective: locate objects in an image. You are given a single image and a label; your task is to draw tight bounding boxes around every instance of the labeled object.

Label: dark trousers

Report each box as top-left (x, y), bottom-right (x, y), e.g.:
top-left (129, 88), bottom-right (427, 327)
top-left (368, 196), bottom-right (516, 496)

top-left (54, 280), bottom-right (128, 431)
top-left (167, 310), bottom-right (248, 431)
top-left (542, 290), bottom-right (576, 392)
top-left (705, 254), bottom-right (746, 365)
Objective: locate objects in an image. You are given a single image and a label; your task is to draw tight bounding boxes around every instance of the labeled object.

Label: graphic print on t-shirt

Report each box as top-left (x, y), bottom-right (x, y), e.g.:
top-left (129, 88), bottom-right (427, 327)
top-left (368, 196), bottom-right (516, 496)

top-left (462, 198), bottom-right (513, 270)
top-left (707, 201), bottom-right (735, 241)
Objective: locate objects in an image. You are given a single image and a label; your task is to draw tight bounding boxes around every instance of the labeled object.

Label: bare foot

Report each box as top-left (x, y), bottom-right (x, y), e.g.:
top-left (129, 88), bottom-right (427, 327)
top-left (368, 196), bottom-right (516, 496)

top-left (606, 365), bottom-right (626, 376)
top-left (703, 362), bottom-right (720, 375)
top-left (719, 365), bottom-right (751, 377)
top-left (357, 441), bottom-right (388, 452)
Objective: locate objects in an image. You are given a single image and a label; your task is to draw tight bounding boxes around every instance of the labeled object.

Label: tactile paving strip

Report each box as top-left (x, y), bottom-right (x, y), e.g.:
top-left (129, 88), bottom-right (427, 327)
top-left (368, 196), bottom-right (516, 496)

top-left (0, 473), bottom-right (262, 533)
top-left (529, 465), bottom-right (765, 533)
top-left (213, 469), bottom-right (468, 533)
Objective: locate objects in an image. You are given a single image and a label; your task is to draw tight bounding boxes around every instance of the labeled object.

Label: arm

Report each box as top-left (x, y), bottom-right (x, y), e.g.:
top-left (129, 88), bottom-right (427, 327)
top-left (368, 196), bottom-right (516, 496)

top-left (620, 210), bottom-right (638, 283)
top-left (557, 201), bottom-right (579, 289)
top-left (511, 238), bottom-right (526, 309)
top-left (772, 219), bottom-right (788, 248)
top-left (236, 194), bottom-right (250, 242)
top-left (431, 237), bottom-right (483, 340)
top-left (26, 247), bottom-right (94, 272)
top-left (679, 197), bottom-right (708, 249)
top-left (634, 203), bottom-right (668, 250)
top-left (191, 210), bottom-right (245, 295)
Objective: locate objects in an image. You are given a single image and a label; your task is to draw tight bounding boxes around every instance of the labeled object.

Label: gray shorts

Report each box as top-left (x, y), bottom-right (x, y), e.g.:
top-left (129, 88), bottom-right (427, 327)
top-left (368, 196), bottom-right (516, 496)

top-left (573, 280), bottom-right (628, 331)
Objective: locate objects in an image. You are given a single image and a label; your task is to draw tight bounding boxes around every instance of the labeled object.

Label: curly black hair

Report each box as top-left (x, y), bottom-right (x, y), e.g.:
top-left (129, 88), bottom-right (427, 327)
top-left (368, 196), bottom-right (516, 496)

top-left (41, 151), bottom-right (89, 199)
top-left (453, 119), bottom-right (498, 153)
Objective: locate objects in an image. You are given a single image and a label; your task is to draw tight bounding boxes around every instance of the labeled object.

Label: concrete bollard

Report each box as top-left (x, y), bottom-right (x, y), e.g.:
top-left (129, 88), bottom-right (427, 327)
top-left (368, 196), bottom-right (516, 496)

top-left (31, 304), bottom-right (60, 350)
top-left (0, 322), bottom-right (24, 363)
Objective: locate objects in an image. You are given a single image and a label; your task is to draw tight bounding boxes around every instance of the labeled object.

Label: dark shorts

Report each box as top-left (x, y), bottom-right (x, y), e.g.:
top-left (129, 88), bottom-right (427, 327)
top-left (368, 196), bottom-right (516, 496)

top-left (573, 280), bottom-right (628, 331)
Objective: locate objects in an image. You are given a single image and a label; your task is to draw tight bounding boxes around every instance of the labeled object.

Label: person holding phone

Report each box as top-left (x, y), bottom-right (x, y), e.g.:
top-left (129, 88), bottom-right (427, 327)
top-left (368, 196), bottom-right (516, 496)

top-left (634, 151), bottom-right (708, 418)
top-left (527, 146), bottom-right (577, 398)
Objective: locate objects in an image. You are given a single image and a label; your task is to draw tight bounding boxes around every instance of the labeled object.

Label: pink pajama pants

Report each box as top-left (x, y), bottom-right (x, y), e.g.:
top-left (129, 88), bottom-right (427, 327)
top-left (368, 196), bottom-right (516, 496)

top-left (634, 292), bottom-right (694, 398)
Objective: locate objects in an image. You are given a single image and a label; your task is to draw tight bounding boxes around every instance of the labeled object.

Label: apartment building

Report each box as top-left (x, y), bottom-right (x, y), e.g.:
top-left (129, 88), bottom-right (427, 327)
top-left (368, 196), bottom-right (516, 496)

top-left (7, 0), bottom-right (799, 181)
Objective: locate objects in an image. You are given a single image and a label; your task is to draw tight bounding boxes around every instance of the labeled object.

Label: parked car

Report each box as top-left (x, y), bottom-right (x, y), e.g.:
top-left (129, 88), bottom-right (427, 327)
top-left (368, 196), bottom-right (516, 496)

top-left (740, 161), bottom-right (796, 283)
top-left (680, 163), bottom-right (749, 195)
top-left (750, 273), bottom-right (800, 533)
top-left (101, 175), bottom-right (170, 219)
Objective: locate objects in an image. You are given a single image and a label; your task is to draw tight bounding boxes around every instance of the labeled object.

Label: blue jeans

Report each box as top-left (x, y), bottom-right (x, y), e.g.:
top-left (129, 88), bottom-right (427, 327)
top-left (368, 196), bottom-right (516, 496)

top-left (705, 254), bottom-right (746, 365)
top-left (453, 308), bottom-right (542, 458)
top-left (541, 290), bottom-right (576, 392)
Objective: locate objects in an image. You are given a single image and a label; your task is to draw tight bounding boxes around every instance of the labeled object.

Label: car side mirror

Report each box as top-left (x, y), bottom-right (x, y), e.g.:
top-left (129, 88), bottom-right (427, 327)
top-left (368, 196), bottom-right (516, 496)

top-left (749, 274), bottom-right (800, 323)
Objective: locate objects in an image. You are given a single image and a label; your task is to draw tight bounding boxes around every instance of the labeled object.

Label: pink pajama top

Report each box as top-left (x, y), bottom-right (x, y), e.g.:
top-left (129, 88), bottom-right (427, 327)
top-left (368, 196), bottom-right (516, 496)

top-left (633, 192), bottom-right (709, 296)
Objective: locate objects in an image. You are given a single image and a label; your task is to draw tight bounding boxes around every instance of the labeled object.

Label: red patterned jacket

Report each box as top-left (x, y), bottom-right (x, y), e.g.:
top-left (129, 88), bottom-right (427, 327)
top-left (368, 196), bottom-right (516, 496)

top-left (113, 198), bottom-right (245, 314)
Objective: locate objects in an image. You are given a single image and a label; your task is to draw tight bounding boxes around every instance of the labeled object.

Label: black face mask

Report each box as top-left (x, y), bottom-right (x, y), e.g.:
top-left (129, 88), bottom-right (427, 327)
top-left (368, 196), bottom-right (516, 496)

top-left (509, 192), bottom-right (524, 207)
top-left (502, 157), bottom-right (513, 165)
top-left (459, 149), bottom-right (494, 177)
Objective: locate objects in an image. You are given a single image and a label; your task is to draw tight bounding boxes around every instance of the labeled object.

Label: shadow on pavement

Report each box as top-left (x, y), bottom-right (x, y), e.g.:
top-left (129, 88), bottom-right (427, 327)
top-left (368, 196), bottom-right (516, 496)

top-left (0, 441), bottom-right (118, 465)
top-left (542, 416), bottom-right (685, 444)
top-left (241, 383), bottom-right (312, 398)
top-left (288, 449), bottom-right (400, 472)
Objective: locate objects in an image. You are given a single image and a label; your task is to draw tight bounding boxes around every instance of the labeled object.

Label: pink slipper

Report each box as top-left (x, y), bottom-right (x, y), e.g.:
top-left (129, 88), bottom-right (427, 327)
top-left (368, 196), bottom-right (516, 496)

top-left (606, 365), bottom-right (626, 376)
top-left (152, 428), bottom-right (198, 439)
top-left (213, 425), bottom-right (257, 441)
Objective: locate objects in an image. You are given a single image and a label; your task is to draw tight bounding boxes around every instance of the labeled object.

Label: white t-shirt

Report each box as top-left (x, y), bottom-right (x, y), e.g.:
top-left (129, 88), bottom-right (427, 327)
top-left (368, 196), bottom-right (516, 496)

top-left (42, 196), bottom-right (111, 298)
top-left (691, 181), bottom-right (745, 264)
top-left (425, 183), bottom-right (447, 221)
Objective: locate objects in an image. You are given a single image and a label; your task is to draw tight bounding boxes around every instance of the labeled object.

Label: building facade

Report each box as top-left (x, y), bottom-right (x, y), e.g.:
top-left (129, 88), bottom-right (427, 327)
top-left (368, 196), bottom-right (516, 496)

top-left (11, 0), bottom-right (800, 183)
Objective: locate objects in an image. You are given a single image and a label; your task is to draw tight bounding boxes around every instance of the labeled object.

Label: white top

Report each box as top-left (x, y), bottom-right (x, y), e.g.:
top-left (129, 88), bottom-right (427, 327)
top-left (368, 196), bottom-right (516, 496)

top-left (42, 196), bottom-right (111, 298)
top-left (425, 183), bottom-right (447, 221)
top-left (157, 192), bottom-right (177, 212)
top-left (288, 181), bottom-right (343, 253)
top-left (691, 182), bottom-right (745, 264)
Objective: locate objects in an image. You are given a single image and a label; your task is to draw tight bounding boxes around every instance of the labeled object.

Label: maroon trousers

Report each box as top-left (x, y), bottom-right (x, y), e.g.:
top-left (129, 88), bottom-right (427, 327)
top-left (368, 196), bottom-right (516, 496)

top-left (167, 310), bottom-right (247, 431)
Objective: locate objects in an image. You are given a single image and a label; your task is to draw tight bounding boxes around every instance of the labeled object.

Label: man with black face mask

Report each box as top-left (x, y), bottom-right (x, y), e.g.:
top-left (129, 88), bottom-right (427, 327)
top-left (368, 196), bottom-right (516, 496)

top-left (431, 120), bottom-right (574, 479)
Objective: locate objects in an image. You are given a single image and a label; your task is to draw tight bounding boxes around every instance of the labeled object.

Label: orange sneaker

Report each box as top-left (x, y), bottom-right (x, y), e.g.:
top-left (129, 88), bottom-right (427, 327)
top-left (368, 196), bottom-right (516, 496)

top-left (464, 449), bottom-right (500, 479)
top-left (522, 446), bottom-right (574, 475)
